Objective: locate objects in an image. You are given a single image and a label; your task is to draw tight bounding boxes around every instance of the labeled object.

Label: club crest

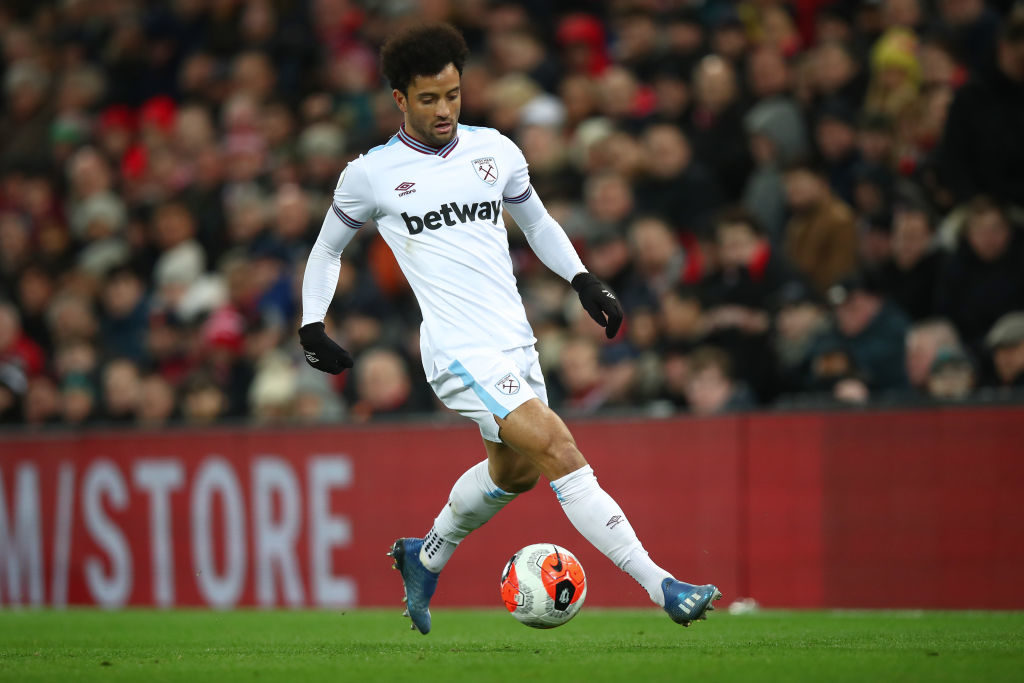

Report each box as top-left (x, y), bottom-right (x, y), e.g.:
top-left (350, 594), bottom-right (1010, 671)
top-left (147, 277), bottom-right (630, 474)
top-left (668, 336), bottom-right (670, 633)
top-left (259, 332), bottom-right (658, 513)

top-left (472, 157), bottom-right (498, 185)
top-left (495, 373), bottom-right (520, 395)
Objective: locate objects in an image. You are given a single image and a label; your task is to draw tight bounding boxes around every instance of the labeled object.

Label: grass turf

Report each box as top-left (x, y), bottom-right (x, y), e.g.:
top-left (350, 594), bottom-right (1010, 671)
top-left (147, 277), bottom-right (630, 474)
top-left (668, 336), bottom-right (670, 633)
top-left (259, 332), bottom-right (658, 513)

top-left (0, 609), bottom-right (1021, 683)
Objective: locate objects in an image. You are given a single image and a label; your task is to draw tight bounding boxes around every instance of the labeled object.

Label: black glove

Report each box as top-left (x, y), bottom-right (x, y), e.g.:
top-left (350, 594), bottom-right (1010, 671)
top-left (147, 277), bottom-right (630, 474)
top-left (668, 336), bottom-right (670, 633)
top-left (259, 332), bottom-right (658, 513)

top-left (298, 322), bottom-right (354, 374)
top-left (571, 272), bottom-right (624, 339)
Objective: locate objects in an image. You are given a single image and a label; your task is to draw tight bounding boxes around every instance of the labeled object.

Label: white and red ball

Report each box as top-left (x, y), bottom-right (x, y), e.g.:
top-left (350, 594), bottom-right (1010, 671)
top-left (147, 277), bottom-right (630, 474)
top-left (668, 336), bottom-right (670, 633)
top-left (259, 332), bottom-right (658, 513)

top-left (500, 543), bottom-right (587, 628)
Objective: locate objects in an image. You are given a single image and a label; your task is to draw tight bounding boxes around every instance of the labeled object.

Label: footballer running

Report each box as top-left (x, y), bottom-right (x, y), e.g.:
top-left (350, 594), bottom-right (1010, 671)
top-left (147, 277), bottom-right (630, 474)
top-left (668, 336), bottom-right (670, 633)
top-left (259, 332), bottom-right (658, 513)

top-left (299, 23), bottom-right (721, 633)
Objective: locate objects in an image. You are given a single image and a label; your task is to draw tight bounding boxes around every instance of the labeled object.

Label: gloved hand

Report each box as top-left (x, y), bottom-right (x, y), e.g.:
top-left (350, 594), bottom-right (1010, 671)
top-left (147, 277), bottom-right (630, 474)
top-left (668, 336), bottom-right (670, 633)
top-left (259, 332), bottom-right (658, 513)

top-left (298, 322), bottom-right (354, 374)
top-left (571, 272), bottom-right (624, 339)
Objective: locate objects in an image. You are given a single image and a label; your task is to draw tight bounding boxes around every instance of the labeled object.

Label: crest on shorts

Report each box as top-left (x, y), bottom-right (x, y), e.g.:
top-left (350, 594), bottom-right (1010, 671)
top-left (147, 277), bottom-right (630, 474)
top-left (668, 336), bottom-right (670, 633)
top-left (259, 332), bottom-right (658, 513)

top-left (472, 157), bottom-right (498, 185)
top-left (495, 373), bottom-right (520, 395)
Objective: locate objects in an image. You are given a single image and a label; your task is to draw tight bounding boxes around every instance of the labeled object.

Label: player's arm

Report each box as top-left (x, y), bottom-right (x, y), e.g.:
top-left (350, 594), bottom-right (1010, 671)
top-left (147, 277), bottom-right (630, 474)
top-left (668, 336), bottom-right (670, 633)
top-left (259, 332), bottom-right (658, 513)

top-left (299, 162), bottom-right (375, 374)
top-left (502, 142), bottom-right (623, 338)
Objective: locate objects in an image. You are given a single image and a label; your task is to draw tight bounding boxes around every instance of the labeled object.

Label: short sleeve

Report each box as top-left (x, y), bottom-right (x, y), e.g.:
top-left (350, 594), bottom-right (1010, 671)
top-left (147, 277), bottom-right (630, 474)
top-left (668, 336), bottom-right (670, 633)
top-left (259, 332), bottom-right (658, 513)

top-left (500, 135), bottom-right (533, 205)
top-left (331, 159), bottom-right (376, 229)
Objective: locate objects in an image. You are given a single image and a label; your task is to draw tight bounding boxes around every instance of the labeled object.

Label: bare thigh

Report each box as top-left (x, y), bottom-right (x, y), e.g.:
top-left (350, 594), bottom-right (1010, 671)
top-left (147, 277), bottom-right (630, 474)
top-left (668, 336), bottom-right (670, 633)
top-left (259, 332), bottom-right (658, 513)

top-left (493, 398), bottom-right (587, 481)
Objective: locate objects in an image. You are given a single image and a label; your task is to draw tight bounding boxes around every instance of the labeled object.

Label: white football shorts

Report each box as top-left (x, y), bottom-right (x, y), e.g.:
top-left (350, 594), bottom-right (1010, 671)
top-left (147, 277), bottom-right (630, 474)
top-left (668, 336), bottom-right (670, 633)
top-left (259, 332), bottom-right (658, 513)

top-left (424, 345), bottom-right (549, 443)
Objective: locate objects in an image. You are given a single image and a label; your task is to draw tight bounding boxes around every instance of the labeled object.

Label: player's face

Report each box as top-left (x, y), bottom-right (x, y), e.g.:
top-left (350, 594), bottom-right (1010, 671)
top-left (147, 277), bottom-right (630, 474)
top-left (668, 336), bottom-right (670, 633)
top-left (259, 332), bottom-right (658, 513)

top-left (394, 63), bottom-right (461, 147)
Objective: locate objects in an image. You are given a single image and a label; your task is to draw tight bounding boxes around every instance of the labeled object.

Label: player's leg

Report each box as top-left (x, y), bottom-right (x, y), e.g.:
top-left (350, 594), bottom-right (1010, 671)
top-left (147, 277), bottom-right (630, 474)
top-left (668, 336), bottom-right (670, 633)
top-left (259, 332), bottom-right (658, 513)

top-left (495, 398), bottom-right (721, 625)
top-left (392, 441), bottom-right (537, 634)
top-left (419, 441), bottom-right (538, 573)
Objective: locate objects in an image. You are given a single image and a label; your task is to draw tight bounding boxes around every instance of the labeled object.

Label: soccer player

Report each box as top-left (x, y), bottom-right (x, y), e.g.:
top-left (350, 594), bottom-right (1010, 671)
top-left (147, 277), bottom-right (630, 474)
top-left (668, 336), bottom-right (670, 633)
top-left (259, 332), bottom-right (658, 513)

top-left (299, 23), bottom-right (720, 633)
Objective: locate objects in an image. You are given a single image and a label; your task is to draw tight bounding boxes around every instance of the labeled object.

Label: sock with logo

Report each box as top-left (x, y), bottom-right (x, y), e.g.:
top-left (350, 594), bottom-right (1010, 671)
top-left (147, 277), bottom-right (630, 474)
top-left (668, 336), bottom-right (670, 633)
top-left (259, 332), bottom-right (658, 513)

top-left (550, 465), bottom-right (673, 606)
top-left (419, 460), bottom-right (517, 573)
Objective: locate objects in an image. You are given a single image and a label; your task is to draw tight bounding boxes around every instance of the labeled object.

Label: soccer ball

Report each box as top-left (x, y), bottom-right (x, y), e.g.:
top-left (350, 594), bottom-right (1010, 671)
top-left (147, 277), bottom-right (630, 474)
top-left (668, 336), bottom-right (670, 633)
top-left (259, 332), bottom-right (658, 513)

top-left (500, 543), bottom-right (587, 628)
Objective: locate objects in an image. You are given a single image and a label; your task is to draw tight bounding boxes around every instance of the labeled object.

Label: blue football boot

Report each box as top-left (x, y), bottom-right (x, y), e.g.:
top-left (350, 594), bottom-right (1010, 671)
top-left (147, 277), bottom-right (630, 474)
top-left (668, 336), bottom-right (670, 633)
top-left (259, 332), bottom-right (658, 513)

top-left (388, 538), bottom-right (439, 634)
top-left (661, 578), bottom-right (722, 627)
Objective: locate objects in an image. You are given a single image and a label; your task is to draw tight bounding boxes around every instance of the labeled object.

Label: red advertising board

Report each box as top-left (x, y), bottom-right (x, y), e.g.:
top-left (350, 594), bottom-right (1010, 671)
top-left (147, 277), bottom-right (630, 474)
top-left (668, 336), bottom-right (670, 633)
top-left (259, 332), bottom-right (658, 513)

top-left (1, 407), bottom-right (1022, 609)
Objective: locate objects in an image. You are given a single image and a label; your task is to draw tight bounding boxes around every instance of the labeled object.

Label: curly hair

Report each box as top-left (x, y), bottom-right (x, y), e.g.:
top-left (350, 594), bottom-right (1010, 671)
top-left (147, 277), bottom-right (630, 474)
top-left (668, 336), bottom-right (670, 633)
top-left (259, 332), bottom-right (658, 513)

top-left (380, 23), bottom-right (469, 94)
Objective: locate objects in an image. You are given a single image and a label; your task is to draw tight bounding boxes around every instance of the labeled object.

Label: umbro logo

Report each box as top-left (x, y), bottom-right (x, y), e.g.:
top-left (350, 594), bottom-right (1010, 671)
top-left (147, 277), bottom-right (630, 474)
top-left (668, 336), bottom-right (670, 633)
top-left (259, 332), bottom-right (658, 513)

top-left (304, 351), bottom-right (319, 363)
top-left (606, 515), bottom-right (624, 530)
top-left (395, 181), bottom-right (416, 197)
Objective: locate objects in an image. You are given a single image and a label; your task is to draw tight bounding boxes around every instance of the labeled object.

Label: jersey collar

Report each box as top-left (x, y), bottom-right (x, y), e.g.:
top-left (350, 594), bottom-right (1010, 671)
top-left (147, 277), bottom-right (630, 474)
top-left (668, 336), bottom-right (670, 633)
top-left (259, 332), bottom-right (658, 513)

top-left (397, 124), bottom-right (459, 158)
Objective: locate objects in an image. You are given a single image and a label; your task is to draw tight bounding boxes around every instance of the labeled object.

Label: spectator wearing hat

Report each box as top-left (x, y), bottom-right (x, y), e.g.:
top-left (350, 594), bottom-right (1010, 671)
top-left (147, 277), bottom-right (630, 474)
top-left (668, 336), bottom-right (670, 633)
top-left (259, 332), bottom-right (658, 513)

top-left (198, 306), bottom-right (254, 418)
top-left (771, 281), bottom-right (829, 395)
top-left (935, 196), bottom-right (1024, 348)
top-left (865, 28), bottom-right (921, 121)
top-left (925, 347), bottom-right (976, 401)
top-left (743, 56), bottom-right (810, 243)
top-left (809, 274), bottom-right (911, 393)
top-left (983, 311), bottom-right (1024, 390)
top-left (783, 162), bottom-right (859, 294)
top-left (905, 318), bottom-right (964, 393)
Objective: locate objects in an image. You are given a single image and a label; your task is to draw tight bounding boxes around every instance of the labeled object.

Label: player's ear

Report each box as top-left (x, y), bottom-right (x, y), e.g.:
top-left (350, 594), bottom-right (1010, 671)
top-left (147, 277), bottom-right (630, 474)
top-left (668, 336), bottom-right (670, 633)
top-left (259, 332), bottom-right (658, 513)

top-left (393, 89), bottom-right (407, 113)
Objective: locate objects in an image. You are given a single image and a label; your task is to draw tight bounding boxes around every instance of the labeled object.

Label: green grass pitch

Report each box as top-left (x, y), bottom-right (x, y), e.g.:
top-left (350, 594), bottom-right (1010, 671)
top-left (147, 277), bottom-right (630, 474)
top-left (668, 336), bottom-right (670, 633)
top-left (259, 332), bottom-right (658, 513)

top-left (1, 609), bottom-right (1021, 683)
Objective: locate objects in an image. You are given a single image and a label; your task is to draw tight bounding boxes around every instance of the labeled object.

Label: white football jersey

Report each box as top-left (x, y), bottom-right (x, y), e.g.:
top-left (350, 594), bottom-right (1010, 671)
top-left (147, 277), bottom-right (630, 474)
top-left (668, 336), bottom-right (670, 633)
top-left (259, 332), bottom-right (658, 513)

top-left (332, 124), bottom-right (544, 360)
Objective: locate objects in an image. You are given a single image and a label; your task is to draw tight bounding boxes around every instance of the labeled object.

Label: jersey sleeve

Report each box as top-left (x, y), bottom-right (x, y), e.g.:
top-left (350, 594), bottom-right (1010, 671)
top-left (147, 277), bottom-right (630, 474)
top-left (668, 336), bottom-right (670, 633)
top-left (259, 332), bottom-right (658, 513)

top-left (500, 134), bottom-right (534, 206)
top-left (300, 160), bottom-right (377, 326)
top-left (499, 135), bottom-right (586, 283)
top-left (331, 159), bottom-right (376, 228)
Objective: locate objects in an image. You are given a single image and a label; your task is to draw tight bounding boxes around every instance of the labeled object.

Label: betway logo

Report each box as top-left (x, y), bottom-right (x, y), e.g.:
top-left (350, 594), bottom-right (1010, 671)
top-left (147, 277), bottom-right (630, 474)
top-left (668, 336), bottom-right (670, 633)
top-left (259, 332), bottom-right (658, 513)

top-left (401, 200), bottom-right (502, 234)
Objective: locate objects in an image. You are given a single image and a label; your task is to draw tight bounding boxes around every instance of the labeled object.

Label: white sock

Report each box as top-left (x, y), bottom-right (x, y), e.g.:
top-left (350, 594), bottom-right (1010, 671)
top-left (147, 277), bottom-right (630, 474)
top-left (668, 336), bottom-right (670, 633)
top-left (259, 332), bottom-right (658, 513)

top-left (550, 465), bottom-right (673, 606)
top-left (419, 460), bottom-right (516, 573)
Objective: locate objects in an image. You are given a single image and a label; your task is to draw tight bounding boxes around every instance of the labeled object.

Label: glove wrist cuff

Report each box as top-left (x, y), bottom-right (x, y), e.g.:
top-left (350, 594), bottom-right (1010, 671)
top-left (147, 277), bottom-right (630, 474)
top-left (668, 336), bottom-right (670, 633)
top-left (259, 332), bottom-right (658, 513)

top-left (571, 272), bottom-right (598, 293)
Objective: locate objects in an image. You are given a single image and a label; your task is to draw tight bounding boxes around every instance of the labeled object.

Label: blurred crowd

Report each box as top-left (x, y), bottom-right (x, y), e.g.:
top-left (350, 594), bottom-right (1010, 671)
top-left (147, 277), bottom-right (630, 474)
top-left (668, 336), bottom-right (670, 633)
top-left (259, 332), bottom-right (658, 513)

top-left (2, 0), bottom-right (1024, 429)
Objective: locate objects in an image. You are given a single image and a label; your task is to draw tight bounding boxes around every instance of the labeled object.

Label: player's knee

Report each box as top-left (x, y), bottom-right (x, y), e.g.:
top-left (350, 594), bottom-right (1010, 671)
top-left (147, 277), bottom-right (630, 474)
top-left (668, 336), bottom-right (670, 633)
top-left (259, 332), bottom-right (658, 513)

top-left (542, 432), bottom-right (582, 469)
top-left (499, 471), bottom-right (540, 494)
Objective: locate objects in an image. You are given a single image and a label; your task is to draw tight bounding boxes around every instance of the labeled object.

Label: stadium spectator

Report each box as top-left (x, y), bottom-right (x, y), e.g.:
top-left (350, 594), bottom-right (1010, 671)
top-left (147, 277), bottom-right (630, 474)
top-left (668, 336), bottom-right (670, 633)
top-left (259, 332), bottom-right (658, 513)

top-left (350, 348), bottom-right (425, 422)
top-left (772, 281), bottom-right (830, 395)
top-left (626, 215), bottom-right (693, 302)
top-left (690, 56), bottom-right (752, 201)
top-left (983, 311), bottom-right (1024, 389)
top-left (99, 267), bottom-right (149, 362)
top-left (743, 90), bottom-right (810, 244)
top-left (635, 124), bottom-right (721, 235)
top-left (684, 345), bottom-right (754, 416)
top-left (905, 318), bottom-right (965, 392)
top-left (23, 375), bottom-right (60, 426)
top-left (549, 335), bottom-right (611, 414)
top-left (813, 275), bottom-right (911, 392)
top-left (100, 358), bottom-right (142, 423)
top-left (925, 348), bottom-right (976, 400)
top-left (936, 9), bottom-right (1024, 207)
top-left (935, 196), bottom-right (1024, 347)
top-left (135, 373), bottom-right (177, 427)
top-left (783, 163), bottom-right (859, 294)
top-left (871, 203), bottom-right (944, 321)
top-left (180, 371), bottom-right (228, 425)
top-left (0, 0), bottom-right (1021, 425)
top-left (815, 101), bottom-right (862, 206)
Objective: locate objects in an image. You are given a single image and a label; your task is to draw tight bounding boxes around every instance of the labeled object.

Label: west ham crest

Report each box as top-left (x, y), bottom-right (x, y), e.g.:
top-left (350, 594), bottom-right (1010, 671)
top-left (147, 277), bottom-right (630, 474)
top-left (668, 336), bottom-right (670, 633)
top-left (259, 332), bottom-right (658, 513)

top-left (472, 157), bottom-right (498, 185)
top-left (495, 373), bottom-right (520, 395)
